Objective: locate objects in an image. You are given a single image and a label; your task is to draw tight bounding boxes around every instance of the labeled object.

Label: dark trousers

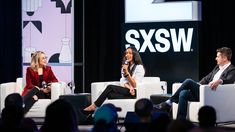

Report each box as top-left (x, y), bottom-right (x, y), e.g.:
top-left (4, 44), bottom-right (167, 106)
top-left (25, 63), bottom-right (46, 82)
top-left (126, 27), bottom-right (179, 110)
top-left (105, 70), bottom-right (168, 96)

top-left (23, 87), bottom-right (50, 114)
top-left (170, 79), bottom-right (200, 119)
top-left (94, 85), bottom-right (136, 107)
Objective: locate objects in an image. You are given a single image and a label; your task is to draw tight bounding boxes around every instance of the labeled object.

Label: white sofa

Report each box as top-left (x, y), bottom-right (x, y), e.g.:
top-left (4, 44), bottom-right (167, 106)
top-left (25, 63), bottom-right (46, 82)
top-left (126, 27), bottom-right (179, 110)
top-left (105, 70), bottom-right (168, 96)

top-left (172, 83), bottom-right (235, 123)
top-left (0, 77), bottom-right (66, 117)
top-left (91, 77), bottom-right (167, 118)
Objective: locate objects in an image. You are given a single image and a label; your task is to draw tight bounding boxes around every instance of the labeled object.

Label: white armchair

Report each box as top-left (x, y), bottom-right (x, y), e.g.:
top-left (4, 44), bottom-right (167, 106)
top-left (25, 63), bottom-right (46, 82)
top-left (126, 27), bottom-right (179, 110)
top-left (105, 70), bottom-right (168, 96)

top-left (0, 77), bottom-right (66, 117)
top-left (91, 77), bottom-right (167, 118)
top-left (172, 83), bottom-right (235, 123)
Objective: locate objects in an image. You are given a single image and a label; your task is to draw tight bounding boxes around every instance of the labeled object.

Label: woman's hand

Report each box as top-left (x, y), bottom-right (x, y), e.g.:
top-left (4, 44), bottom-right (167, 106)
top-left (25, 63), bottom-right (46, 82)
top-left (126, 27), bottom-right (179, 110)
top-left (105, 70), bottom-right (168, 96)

top-left (41, 85), bottom-right (51, 93)
top-left (124, 83), bottom-right (135, 96)
top-left (129, 88), bottom-right (135, 96)
top-left (122, 64), bottom-right (129, 76)
top-left (32, 95), bottom-right (38, 100)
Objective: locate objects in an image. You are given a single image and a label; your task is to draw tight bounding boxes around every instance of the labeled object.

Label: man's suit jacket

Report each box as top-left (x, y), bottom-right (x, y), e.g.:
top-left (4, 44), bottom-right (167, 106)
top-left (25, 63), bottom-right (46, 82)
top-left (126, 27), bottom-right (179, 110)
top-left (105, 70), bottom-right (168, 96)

top-left (199, 64), bottom-right (235, 85)
top-left (22, 66), bottom-right (58, 96)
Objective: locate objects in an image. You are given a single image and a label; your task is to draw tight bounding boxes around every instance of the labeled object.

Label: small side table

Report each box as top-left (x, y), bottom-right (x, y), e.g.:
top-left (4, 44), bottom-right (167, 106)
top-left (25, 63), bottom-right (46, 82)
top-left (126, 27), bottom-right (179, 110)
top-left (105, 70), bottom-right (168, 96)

top-left (59, 93), bottom-right (92, 124)
top-left (59, 93), bottom-right (91, 109)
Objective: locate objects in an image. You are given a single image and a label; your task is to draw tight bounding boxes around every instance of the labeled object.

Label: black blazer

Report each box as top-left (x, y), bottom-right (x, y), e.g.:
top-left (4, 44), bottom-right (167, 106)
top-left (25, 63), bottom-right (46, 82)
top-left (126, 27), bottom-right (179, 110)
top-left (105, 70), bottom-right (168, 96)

top-left (199, 64), bottom-right (235, 85)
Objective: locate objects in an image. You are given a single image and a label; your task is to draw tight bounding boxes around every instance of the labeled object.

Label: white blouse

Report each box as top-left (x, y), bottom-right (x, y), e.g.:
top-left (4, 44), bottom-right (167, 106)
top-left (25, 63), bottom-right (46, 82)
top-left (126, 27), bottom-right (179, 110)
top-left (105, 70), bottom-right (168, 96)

top-left (120, 64), bottom-right (145, 88)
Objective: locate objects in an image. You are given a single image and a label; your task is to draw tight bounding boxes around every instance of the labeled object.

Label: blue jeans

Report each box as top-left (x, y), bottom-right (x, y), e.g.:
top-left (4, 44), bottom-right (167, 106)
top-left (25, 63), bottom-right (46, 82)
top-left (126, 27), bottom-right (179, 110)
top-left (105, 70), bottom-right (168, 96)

top-left (170, 79), bottom-right (200, 119)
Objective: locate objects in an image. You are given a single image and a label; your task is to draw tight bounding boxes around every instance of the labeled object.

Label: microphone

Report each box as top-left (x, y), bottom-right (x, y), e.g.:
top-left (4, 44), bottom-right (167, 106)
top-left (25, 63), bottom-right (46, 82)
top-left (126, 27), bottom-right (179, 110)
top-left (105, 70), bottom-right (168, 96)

top-left (42, 81), bottom-right (47, 89)
top-left (124, 60), bottom-right (129, 65)
top-left (67, 81), bottom-right (75, 94)
top-left (123, 60), bottom-right (129, 77)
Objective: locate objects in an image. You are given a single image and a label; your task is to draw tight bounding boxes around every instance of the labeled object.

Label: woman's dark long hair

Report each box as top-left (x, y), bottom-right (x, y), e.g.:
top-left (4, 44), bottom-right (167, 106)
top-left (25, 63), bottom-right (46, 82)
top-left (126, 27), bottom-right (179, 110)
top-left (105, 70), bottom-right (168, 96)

top-left (122, 46), bottom-right (143, 65)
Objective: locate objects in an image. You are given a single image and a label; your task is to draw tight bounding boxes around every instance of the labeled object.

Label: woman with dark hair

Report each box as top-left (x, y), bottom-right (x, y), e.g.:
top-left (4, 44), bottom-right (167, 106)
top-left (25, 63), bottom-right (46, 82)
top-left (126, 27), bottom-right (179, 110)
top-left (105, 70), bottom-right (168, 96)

top-left (84, 46), bottom-right (145, 111)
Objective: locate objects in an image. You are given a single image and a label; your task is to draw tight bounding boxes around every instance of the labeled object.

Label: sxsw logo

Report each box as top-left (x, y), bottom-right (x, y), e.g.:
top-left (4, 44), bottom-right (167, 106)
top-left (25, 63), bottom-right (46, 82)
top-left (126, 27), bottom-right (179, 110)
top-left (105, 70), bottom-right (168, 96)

top-left (124, 28), bottom-right (194, 53)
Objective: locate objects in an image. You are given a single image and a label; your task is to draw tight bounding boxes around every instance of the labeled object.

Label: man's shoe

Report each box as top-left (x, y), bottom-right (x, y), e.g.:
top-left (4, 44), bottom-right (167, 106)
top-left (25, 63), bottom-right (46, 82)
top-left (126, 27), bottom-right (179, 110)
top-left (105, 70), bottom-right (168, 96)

top-left (153, 102), bottom-right (171, 113)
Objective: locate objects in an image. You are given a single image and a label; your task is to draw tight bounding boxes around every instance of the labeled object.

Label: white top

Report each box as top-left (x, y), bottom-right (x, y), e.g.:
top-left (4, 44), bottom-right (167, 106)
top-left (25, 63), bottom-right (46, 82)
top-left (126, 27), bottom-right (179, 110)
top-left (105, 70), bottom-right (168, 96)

top-left (120, 64), bottom-right (145, 88)
top-left (212, 62), bottom-right (231, 83)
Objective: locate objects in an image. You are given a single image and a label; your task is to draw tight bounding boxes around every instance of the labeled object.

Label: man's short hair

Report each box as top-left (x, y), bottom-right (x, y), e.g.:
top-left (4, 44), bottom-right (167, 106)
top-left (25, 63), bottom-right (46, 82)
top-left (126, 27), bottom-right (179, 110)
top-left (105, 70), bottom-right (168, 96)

top-left (5, 93), bottom-right (23, 107)
top-left (217, 47), bottom-right (232, 61)
top-left (198, 105), bottom-right (216, 128)
top-left (135, 98), bottom-right (153, 118)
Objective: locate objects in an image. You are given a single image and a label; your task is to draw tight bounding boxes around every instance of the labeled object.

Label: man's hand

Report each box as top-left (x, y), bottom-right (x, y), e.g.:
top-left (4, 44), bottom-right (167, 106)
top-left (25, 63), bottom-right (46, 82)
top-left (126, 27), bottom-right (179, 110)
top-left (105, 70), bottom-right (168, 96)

top-left (209, 79), bottom-right (221, 90)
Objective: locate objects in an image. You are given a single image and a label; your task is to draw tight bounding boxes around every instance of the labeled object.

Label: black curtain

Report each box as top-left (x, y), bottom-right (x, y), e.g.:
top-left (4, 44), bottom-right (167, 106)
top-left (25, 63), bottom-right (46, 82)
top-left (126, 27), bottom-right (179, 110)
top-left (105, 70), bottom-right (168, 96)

top-left (82, 0), bottom-right (124, 92)
top-left (199, 0), bottom-right (235, 78)
top-left (0, 0), bottom-right (22, 84)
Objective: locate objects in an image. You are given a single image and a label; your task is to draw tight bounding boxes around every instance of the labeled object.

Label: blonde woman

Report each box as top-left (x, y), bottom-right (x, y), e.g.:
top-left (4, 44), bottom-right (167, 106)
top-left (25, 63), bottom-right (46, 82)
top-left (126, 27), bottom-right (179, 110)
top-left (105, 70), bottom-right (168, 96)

top-left (22, 51), bottom-right (58, 113)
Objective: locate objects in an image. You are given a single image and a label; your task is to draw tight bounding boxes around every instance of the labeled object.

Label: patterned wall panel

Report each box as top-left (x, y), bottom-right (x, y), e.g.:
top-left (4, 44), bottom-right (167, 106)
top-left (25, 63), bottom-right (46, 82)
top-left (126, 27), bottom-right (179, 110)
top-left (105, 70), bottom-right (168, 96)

top-left (22, 0), bottom-right (74, 83)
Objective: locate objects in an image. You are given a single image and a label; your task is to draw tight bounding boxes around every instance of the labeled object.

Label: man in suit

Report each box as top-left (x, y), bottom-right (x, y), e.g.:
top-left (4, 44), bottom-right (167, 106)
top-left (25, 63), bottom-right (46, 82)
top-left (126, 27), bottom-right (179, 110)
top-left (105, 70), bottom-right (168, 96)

top-left (155, 47), bottom-right (235, 119)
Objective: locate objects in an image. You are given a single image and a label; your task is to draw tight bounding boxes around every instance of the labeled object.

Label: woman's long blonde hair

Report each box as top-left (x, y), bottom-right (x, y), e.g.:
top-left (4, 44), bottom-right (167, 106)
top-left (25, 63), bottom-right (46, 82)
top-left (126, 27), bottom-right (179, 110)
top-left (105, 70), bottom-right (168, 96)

top-left (30, 51), bottom-right (45, 71)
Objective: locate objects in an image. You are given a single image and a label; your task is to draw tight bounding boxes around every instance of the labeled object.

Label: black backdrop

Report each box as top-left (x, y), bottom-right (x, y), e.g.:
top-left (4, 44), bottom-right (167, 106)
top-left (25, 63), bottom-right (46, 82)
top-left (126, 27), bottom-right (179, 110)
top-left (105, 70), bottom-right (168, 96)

top-left (1, 0), bottom-right (235, 93)
top-left (0, 0), bottom-right (22, 84)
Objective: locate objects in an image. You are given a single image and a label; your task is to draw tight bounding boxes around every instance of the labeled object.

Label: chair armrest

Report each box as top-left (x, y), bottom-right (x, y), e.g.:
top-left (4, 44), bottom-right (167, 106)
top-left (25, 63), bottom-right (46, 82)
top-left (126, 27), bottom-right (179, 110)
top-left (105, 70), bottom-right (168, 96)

top-left (172, 83), bottom-right (182, 119)
top-left (51, 82), bottom-right (65, 101)
top-left (172, 83), bottom-right (235, 120)
top-left (142, 77), bottom-right (160, 82)
top-left (173, 84), bottom-right (235, 104)
top-left (16, 77), bottom-right (24, 94)
top-left (91, 81), bottom-right (120, 103)
top-left (137, 82), bottom-right (165, 99)
top-left (60, 81), bottom-right (66, 94)
top-left (200, 84), bottom-right (235, 122)
top-left (172, 83), bottom-right (182, 94)
top-left (200, 84), bottom-right (235, 106)
top-left (173, 83), bottom-right (235, 103)
top-left (0, 82), bottom-right (17, 111)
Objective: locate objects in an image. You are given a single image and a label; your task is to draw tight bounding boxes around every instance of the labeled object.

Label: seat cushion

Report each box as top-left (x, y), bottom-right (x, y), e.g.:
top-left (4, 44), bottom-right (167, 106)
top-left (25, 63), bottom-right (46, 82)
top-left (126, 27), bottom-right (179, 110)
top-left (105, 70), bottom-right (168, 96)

top-left (25, 99), bottom-right (51, 118)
